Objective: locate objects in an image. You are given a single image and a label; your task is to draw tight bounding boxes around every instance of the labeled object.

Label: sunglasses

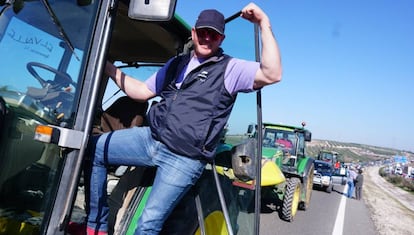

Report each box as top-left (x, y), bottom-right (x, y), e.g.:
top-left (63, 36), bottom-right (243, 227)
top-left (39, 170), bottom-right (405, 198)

top-left (196, 28), bottom-right (222, 41)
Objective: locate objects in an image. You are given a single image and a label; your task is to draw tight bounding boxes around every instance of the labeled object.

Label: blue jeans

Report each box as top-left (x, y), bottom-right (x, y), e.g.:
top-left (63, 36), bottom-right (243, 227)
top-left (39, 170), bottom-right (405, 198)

top-left (346, 180), bottom-right (354, 198)
top-left (87, 127), bottom-right (206, 234)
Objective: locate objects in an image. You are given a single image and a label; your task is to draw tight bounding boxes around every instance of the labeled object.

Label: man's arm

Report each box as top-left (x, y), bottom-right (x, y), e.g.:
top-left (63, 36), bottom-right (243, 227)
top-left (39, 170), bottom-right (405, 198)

top-left (241, 3), bottom-right (282, 89)
top-left (105, 61), bottom-right (156, 102)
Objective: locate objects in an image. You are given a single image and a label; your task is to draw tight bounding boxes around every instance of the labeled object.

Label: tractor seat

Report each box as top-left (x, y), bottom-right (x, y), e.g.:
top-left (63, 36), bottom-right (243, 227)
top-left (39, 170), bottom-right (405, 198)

top-left (93, 96), bottom-right (148, 134)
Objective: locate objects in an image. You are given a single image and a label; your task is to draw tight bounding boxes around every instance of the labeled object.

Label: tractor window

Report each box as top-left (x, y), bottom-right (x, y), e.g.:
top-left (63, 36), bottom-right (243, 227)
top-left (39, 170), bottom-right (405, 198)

top-left (263, 131), bottom-right (276, 146)
top-left (195, 17), bottom-right (259, 234)
top-left (262, 129), bottom-right (296, 153)
top-left (0, 1), bottom-right (98, 234)
top-left (314, 162), bottom-right (332, 173)
top-left (296, 134), bottom-right (305, 157)
top-left (275, 131), bottom-right (295, 154)
top-left (0, 16), bottom-right (83, 126)
top-left (320, 152), bottom-right (334, 162)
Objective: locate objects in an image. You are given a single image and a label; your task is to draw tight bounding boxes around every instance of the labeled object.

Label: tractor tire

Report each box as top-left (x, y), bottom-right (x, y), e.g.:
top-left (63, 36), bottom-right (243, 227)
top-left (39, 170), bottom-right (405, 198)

top-left (281, 178), bottom-right (301, 222)
top-left (299, 164), bottom-right (314, 211)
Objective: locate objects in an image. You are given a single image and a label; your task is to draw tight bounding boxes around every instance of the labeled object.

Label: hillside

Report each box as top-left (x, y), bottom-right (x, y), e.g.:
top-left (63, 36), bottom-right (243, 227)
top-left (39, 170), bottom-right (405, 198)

top-left (307, 139), bottom-right (414, 164)
top-left (225, 135), bottom-right (413, 164)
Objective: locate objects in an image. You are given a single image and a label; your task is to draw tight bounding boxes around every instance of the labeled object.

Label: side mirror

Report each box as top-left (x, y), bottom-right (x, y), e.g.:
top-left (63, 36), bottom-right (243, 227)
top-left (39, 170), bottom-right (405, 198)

top-left (247, 124), bottom-right (254, 134)
top-left (129, 0), bottom-right (177, 21)
top-left (232, 138), bottom-right (257, 182)
top-left (304, 131), bottom-right (312, 142)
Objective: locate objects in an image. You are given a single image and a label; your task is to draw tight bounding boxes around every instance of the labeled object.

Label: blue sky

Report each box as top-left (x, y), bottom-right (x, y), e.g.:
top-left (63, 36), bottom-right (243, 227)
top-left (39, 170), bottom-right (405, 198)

top-left (175, 1), bottom-right (414, 152)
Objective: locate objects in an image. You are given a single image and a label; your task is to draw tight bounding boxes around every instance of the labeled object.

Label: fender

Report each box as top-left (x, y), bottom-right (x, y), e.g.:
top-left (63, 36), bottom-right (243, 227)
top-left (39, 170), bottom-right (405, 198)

top-left (298, 157), bottom-right (314, 205)
top-left (300, 157), bottom-right (315, 179)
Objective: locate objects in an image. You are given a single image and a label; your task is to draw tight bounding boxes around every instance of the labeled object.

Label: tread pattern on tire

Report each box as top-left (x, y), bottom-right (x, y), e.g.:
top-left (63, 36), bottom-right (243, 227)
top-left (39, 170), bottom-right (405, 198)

top-left (299, 164), bottom-right (314, 210)
top-left (281, 177), bottom-right (301, 222)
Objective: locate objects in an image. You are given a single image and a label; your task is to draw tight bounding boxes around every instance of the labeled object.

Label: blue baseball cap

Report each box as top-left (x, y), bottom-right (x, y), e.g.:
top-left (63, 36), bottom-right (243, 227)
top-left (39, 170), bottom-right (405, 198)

top-left (195, 9), bottom-right (225, 35)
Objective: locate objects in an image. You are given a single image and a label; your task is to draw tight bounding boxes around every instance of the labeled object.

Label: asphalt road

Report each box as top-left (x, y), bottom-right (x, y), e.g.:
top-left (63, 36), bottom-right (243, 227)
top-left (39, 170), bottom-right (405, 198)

top-left (260, 184), bottom-right (377, 235)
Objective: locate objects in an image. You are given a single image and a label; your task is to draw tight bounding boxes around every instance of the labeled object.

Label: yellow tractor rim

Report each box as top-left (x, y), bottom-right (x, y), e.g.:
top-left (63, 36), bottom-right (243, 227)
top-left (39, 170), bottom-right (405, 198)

top-left (292, 185), bottom-right (300, 216)
top-left (194, 210), bottom-right (229, 235)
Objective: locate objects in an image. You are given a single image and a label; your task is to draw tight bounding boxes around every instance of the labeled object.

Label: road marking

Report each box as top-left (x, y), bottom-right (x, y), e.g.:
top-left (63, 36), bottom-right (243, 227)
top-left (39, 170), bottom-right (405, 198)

top-left (332, 186), bottom-right (347, 235)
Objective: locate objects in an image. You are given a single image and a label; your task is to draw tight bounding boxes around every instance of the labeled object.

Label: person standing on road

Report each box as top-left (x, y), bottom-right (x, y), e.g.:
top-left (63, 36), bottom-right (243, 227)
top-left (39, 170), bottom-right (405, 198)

top-left (355, 168), bottom-right (364, 200)
top-left (346, 166), bottom-right (357, 198)
top-left (86, 3), bottom-right (282, 235)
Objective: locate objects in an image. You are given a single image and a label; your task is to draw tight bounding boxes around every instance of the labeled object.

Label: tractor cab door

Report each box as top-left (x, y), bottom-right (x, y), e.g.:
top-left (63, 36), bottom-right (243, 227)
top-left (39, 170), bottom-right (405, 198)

top-left (0, 1), bottom-right (102, 234)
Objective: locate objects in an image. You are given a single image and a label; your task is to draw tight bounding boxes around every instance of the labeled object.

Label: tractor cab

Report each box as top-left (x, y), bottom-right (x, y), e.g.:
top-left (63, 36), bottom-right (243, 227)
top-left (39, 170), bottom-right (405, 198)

top-left (0, 0), bottom-right (265, 234)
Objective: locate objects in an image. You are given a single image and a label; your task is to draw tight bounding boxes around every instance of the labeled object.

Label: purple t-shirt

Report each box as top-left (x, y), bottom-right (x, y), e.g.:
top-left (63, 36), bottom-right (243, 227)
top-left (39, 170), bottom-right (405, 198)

top-left (145, 56), bottom-right (260, 95)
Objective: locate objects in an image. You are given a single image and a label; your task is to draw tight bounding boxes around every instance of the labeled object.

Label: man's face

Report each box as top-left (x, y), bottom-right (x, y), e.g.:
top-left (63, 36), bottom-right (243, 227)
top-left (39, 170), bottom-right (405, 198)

top-left (192, 28), bottom-right (224, 58)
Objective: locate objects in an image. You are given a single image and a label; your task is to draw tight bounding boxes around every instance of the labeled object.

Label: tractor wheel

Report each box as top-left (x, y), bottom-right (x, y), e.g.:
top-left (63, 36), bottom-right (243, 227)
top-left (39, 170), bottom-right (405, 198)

top-left (281, 178), bottom-right (301, 222)
top-left (299, 164), bottom-right (314, 211)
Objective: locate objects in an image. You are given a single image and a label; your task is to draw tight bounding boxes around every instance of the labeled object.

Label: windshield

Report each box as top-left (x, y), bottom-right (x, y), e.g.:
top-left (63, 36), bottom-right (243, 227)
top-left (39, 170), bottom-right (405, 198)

top-left (263, 129), bottom-right (297, 155)
top-left (319, 152), bottom-right (335, 162)
top-left (0, 1), bottom-right (95, 126)
top-left (0, 1), bottom-right (98, 233)
top-left (315, 162), bottom-right (332, 172)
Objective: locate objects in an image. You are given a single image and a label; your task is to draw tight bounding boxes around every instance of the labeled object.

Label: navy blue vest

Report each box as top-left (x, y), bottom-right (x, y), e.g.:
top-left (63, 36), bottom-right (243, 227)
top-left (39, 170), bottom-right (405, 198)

top-left (148, 50), bottom-right (235, 160)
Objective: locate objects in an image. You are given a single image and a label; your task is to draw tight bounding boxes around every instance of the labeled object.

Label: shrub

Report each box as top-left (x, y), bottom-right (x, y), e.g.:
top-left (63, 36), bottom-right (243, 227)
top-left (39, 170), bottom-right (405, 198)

top-left (401, 178), bottom-right (414, 192)
top-left (379, 167), bottom-right (387, 177)
top-left (379, 167), bottom-right (414, 193)
top-left (387, 175), bottom-right (403, 185)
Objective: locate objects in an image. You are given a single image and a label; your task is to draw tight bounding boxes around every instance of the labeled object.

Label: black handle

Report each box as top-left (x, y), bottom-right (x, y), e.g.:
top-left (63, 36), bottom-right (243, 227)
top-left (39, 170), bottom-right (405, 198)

top-left (225, 11), bottom-right (241, 23)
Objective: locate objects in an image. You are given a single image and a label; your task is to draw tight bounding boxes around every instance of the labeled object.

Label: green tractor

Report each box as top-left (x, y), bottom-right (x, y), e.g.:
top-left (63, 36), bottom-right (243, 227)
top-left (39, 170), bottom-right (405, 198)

top-left (250, 122), bottom-right (314, 222)
top-left (317, 150), bottom-right (348, 185)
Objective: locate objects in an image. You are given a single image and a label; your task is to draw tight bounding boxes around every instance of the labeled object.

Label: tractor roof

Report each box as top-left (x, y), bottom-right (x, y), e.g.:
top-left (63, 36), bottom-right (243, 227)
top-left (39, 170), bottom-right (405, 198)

top-left (263, 122), bottom-right (310, 133)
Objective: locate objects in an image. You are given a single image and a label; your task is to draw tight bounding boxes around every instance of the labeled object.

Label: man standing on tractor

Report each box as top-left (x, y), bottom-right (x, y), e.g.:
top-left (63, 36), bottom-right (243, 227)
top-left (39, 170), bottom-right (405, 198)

top-left (86, 3), bottom-right (282, 235)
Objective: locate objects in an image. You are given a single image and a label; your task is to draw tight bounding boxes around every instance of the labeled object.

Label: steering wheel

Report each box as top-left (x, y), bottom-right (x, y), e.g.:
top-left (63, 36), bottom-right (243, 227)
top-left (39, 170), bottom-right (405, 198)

top-left (26, 62), bottom-right (75, 90)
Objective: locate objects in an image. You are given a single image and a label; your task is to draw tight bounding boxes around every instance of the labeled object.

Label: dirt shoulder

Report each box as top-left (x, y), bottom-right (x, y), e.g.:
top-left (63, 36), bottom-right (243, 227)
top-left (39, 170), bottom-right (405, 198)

top-left (363, 166), bottom-right (414, 235)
